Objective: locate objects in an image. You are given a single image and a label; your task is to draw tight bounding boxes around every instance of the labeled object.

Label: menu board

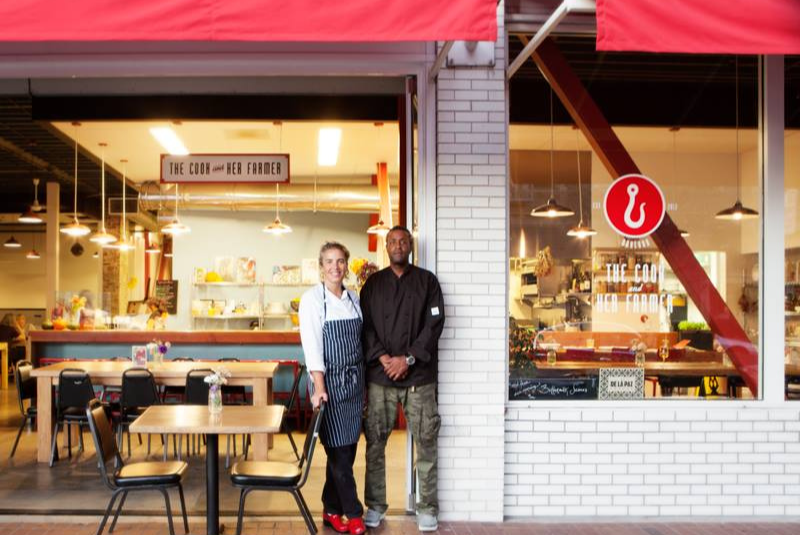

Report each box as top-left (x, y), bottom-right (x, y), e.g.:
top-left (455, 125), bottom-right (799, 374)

top-left (154, 280), bottom-right (179, 315)
top-left (509, 377), bottom-right (598, 401)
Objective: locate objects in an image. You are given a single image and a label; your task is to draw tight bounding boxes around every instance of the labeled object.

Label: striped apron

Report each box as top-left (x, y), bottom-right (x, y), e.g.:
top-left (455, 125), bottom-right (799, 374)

top-left (320, 284), bottom-right (364, 448)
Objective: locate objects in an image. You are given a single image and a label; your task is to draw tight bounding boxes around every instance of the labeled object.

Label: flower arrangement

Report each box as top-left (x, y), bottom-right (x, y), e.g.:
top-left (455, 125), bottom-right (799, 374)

top-left (147, 339), bottom-right (171, 363)
top-left (204, 367), bottom-right (231, 414)
top-left (348, 257), bottom-right (379, 288)
top-left (70, 294), bottom-right (87, 316)
top-left (203, 367), bottom-right (231, 387)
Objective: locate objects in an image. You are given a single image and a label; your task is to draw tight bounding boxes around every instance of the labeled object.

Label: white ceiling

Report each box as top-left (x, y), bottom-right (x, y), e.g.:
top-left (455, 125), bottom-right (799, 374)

top-left (51, 120), bottom-right (401, 184)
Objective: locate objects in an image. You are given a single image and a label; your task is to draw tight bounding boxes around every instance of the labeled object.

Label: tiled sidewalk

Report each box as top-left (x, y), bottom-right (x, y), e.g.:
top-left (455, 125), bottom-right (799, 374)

top-left (2, 518), bottom-right (800, 535)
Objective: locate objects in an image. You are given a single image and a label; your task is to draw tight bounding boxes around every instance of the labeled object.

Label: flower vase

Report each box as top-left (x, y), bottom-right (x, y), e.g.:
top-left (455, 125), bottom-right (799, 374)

top-left (208, 385), bottom-right (223, 414)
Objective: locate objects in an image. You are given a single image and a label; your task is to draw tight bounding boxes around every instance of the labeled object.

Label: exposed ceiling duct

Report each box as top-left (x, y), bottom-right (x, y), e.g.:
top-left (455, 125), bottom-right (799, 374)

top-left (138, 181), bottom-right (383, 213)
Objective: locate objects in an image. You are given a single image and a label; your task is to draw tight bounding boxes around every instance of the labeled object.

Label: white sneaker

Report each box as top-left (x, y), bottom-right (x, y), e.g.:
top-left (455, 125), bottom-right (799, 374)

top-left (417, 512), bottom-right (438, 532)
top-left (364, 508), bottom-right (386, 528)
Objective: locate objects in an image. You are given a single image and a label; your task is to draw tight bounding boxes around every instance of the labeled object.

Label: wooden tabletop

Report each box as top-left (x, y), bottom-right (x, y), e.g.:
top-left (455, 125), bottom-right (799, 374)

top-left (534, 360), bottom-right (740, 377)
top-left (130, 405), bottom-right (284, 435)
top-left (29, 329), bottom-right (300, 345)
top-left (31, 360), bottom-right (278, 378)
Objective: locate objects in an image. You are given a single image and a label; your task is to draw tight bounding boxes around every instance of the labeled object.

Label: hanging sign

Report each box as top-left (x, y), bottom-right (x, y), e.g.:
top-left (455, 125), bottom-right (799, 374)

top-left (598, 367), bottom-right (645, 400)
top-left (160, 154), bottom-right (290, 184)
top-left (603, 174), bottom-right (665, 239)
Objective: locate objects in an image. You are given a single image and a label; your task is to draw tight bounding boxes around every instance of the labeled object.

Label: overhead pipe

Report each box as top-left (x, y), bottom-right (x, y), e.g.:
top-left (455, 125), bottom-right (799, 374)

top-left (138, 181), bottom-right (382, 213)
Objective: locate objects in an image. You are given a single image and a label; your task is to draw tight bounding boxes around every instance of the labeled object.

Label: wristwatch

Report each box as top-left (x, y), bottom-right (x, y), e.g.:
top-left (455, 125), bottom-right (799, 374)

top-left (405, 354), bottom-right (416, 366)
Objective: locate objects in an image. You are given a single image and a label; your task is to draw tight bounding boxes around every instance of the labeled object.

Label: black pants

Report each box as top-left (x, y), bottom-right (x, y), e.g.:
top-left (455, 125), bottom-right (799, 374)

top-left (322, 443), bottom-right (363, 518)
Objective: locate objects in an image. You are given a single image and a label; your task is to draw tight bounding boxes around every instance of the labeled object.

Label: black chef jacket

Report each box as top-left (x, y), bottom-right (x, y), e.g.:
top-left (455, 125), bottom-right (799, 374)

top-left (360, 264), bottom-right (445, 387)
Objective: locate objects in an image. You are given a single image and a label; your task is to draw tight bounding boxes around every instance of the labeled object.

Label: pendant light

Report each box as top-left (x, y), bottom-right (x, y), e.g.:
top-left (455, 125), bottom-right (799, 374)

top-left (566, 128), bottom-right (596, 238)
top-left (26, 233), bottom-right (41, 260)
top-left (161, 183), bottom-right (190, 235)
top-left (145, 232), bottom-right (161, 254)
top-left (90, 143), bottom-right (118, 245)
top-left (61, 125), bottom-right (92, 237)
top-left (19, 178), bottom-right (44, 223)
top-left (4, 236), bottom-right (21, 248)
top-left (263, 182), bottom-right (293, 235)
top-left (366, 219), bottom-right (391, 237)
top-left (716, 56), bottom-right (758, 221)
top-left (531, 88), bottom-right (574, 218)
top-left (110, 160), bottom-right (135, 251)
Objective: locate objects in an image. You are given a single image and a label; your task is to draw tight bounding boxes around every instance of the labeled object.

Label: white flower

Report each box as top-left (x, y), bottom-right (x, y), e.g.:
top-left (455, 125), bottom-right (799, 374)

top-left (204, 366), bottom-right (231, 386)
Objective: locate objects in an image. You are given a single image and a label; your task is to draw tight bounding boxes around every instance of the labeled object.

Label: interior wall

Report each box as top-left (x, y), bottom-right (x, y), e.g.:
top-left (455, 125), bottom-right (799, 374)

top-left (171, 210), bottom-right (373, 330)
top-left (0, 231), bottom-right (100, 312)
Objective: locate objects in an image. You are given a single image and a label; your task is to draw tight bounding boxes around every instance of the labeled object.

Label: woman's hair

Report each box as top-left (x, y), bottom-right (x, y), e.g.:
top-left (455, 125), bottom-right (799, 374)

top-left (318, 241), bottom-right (351, 267)
top-left (0, 313), bottom-right (15, 327)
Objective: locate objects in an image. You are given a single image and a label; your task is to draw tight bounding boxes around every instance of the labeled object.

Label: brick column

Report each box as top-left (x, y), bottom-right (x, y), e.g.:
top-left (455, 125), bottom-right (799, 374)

top-left (100, 217), bottom-right (126, 316)
top-left (435, 4), bottom-right (507, 522)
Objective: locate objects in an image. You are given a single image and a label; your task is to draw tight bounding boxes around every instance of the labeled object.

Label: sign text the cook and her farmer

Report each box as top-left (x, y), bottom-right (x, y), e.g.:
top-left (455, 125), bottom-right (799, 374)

top-left (161, 154), bottom-right (290, 184)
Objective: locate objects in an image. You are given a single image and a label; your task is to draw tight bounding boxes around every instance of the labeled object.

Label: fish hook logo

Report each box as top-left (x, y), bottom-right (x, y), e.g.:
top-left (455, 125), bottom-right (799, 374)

top-left (603, 174), bottom-right (666, 239)
top-left (623, 184), bottom-right (646, 229)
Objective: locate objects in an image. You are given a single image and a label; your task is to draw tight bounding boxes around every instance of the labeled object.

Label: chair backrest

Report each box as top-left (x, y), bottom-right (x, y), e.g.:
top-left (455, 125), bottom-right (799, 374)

top-left (172, 357), bottom-right (194, 362)
top-left (217, 358), bottom-right (240, 362)
top-left (14, 360), bottom-right (34, 414)
top-left (184, 368), bottom-right (213, 405)
top-left (286, 363), bottom-right (306, 411)
top-left (296, 402), bottom-right (325, 488)
top-left (85, 398), bottom-right (123, 486)
top-left (120, 368), bottom-right (160, 410)
top-left (57, 368), bottom-right (96, 411)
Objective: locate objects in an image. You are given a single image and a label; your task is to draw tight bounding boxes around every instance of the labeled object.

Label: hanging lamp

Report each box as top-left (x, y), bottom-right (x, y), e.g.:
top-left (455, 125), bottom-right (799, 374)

top-left (263, 183), bottom-right (293, 235)
top-left (161, 183), bottom-right (190, 235)
top-left (26, 233), bottom-right (41, 259)
top-left (366, 219), bottom-right (391, 237)
top-left (61, 125), bottom-right (92, 237)
top-left (90, 143), bottom-right (118, 245)
top-left (110, 160), bottom-right (135, 251)
top-left (566, 128), bottom-right (596, 238)
top-left (19, 178), bottom-right (44, 223)
top-left (4, 236), bottom-right (21, 248)
top-left (716, 56), bottom-right (758, 221)
top-left (531, 88), bottom-right (574, 218)
top-left (145, 232), bottom-right (161, 254)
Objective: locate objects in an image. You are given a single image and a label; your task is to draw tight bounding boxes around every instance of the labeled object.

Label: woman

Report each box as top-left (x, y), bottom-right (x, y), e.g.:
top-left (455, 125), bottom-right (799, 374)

top-left (298, 241), bottom-right (366, 535)
top-left (0, 313), bottom-right (25, 369)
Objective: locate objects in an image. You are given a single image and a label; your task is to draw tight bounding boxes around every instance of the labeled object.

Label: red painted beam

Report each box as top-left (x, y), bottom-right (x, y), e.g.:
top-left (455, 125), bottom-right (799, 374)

top-left (530, 37), bottom-right (759, 395)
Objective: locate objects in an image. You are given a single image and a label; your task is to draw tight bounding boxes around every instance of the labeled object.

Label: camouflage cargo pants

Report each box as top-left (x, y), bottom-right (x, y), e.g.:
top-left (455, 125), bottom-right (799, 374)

top-left (364, 382), bottom-right (440, 515)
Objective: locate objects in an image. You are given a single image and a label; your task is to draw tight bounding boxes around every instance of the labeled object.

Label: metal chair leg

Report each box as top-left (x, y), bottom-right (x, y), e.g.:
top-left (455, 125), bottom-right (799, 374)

top-left (235, 488), bottom-right (250, 535)
top-left (160, 488), bottom-right (176, 535)
top-left (226, 435), bottom-right (231, 469)
top-left (96, 490), bottom-right (122, 535)
top-left (49, 421), bottom-right (60, 467)
top-left (78, 422), bottom-right (85, 452)
top-left (291, 489), bottom-right (317, 534)
top-left (287, 428), bottom-right (299, 460)
top-left (178, 484), bottom-right (190, 534)
top-left (108, 490), bottom-right (128, 533)
top-left (66, 421), bottom-right (72, 458)
top-left (10, 419), bottom-right (26, 458)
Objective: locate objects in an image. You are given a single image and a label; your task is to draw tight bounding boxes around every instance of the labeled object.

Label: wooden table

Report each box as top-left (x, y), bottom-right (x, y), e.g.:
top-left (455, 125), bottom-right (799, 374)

top-left (0, 342), bottom-right (7, 390)
top-left (30, 360), bottom-right (278, 463)
top-left (131, 405), bottom-right (284, 535)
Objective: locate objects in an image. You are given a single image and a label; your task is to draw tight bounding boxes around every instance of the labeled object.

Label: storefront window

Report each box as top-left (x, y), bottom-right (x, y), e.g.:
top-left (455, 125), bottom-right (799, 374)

top-left (784, 55), bottom-right (800, 400)
top-left (508, 53), bottom-right (761, 401)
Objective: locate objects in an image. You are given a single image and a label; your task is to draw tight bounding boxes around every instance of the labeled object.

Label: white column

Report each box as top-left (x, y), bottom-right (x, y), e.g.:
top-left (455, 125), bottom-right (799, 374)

top-left (759, 55), bottom-right (785, 403)
top-left (45, 181), bottom-right (60, 315)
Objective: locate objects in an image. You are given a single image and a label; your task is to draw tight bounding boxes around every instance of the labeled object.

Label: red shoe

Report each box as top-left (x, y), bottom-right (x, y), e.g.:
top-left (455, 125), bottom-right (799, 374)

top-left (348, 517), bottom-right (366, 535)
top-left (322, 512), bottom-right (350, 533)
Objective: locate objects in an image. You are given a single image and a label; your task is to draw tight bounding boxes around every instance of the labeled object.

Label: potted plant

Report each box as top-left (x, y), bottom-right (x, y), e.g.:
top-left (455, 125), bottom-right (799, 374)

top-left (677, 321), bottom-right (713, 350)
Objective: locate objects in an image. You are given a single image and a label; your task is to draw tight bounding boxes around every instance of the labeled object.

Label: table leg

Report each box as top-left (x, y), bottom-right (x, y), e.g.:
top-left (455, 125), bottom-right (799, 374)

top-left (206, 434), bottom-right (220, 535)
top-left (37, 377), bottom-right (53, 463)
top-left (251, 379), bottom-right (271, 460)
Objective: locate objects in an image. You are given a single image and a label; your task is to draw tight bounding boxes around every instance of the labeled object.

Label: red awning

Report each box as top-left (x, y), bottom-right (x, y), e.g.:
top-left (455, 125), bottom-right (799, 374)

top-left (0, 0), bottom-right (497, 42)
top-left (596, 0), bottom-right (800, 54)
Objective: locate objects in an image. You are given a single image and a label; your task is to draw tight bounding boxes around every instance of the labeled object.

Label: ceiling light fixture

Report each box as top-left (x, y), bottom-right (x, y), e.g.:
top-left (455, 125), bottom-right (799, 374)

top-left (318, 128), bottom-right (341, 167)
top-left (716, 56), bottom-right (758, 221)
top-left (4, 236), bottom-right (21, 248)
top-left (61, 124), bottom-right (92, 238)
top-left (19, 178), bottom-right (44, 223)
top-left (263, 183), bottom-right (293, 235)
top-left (161, 183), bottom-right (191, 236)
top-left (93, 251), bottom-right (99, 259)
top-left (531, 88), bottom-right (574, 218)
top-left (109, 160), bottom-right (135, 251)
top-left (26, 233), bottom-right (40, 259)
top-left (150, 127), bottom-right (189, 156)
top-left (145, 232), bottom-right (161, 254)
top-left (90, 143), bottom-right (118, 245)
top-left (566, 128), bottom-right (596, 238)
top-left (366, 219), bottom-right (391, 237)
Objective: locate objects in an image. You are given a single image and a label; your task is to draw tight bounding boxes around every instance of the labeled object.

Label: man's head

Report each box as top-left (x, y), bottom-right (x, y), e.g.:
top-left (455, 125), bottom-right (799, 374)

top-left (386, 226), bottom-right (412, 267)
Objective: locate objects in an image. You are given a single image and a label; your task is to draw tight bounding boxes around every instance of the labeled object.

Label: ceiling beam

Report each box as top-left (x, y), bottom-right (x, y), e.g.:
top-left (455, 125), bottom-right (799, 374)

top-left (0, 134), bottom-right (73, 184)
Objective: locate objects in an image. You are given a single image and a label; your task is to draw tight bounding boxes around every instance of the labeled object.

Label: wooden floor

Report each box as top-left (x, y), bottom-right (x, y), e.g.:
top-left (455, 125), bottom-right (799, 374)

top-left (0, 383), bottom-right (409, 517)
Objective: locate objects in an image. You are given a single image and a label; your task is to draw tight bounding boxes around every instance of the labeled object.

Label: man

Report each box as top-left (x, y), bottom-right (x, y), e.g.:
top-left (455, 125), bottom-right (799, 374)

top-left (360, 226), bottom-right (445, 532)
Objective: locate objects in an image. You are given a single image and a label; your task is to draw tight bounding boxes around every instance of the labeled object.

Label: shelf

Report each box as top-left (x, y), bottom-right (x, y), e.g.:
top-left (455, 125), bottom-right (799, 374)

top-left (194, 282), bottom-right (315, 287)
top-left (194, 282), bottom-right (259, 287)
top-left (192, 315), bottom-right (260, 320)
top-left (263, 283), bottom-right (315, 287)
top-left (263, 313), bottom-right (291, 319)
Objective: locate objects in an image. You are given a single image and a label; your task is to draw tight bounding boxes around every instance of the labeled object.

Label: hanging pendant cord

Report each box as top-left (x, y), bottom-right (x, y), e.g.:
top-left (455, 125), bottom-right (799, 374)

top-left (735, 55), bottom-right (741, 202)
top-left (121, 161), bottom-right (127, 239)
top-left (100, 145), bottom-right (107, 229)
top-left (575, 128), bottom-right (583, 223)
top-left (549, 88), bottom-right (555, 198)
top-left (73, 138), bottom-right (79, 218)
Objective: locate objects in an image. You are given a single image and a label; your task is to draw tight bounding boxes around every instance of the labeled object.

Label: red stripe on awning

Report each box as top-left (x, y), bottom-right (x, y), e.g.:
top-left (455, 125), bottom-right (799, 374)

top-left (596, 0), bottom-right (800, 54)
top-left (0, 0), bottom-right (497, 42)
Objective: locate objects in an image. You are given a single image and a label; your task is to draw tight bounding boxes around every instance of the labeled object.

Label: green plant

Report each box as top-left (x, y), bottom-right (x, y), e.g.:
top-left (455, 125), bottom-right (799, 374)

top-left (509, 327), bottom-right (537, 372)
top-left (677, 321), bottom-right (709, 331)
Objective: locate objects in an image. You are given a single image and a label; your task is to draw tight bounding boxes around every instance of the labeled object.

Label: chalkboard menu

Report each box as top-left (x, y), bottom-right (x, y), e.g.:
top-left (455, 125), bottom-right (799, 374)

top-left (154, 280), bottom-right (179, 315)
top-left (509, 377), bottom-right (598, 401)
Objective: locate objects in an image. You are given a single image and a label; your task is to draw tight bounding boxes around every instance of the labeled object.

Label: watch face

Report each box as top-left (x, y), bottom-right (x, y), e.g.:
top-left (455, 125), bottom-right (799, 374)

top-left (406, 355), bottom-right (415, 366)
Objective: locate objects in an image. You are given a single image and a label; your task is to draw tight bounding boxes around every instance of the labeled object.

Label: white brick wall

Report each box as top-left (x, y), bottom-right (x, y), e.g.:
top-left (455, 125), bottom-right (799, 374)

top-left (505, 406), bottom-right (800, 517)
top-left (435, 4), bottom-right (507, 523)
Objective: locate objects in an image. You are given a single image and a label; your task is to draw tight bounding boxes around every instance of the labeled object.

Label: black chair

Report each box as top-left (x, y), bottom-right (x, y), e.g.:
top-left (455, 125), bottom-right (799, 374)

top-left (217, 358), bottom-right (247, 404)
top-left (117, 369), bottom-right (171, 459)
top-left (10, 360), bottom-right (36, 458)
top-left (100, 357), bottom-right (130, 404)
top-left (85, 398), bottom-right (189, 535)
top-left (179, 368), bottom-right (213, 457)
top-left (161, 357), bottom-right (195, 404)
top-left (230, 402), bottom-right (325, 535)
top-left (50, 368), bottom-right (97, 467)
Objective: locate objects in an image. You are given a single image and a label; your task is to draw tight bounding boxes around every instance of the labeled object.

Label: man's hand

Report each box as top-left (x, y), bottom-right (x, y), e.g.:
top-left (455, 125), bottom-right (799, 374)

top-left (311, 390), bottom-right (328, 409)
top-left (379, 354), bottom-right (393, 368)
top-left (383, 355), bottom-right (409, 381)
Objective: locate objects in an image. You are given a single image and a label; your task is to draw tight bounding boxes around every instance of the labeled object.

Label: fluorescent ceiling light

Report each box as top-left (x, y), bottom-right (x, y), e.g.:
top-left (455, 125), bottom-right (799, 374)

top-left (150, 127), bottom-right (189, 156)
top-left (318, 128), bottom-right (342, 167)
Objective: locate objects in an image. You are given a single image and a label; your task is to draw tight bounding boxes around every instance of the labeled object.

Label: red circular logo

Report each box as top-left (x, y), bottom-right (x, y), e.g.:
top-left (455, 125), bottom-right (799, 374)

top-left (603, 174), bottom-right (665, 238)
